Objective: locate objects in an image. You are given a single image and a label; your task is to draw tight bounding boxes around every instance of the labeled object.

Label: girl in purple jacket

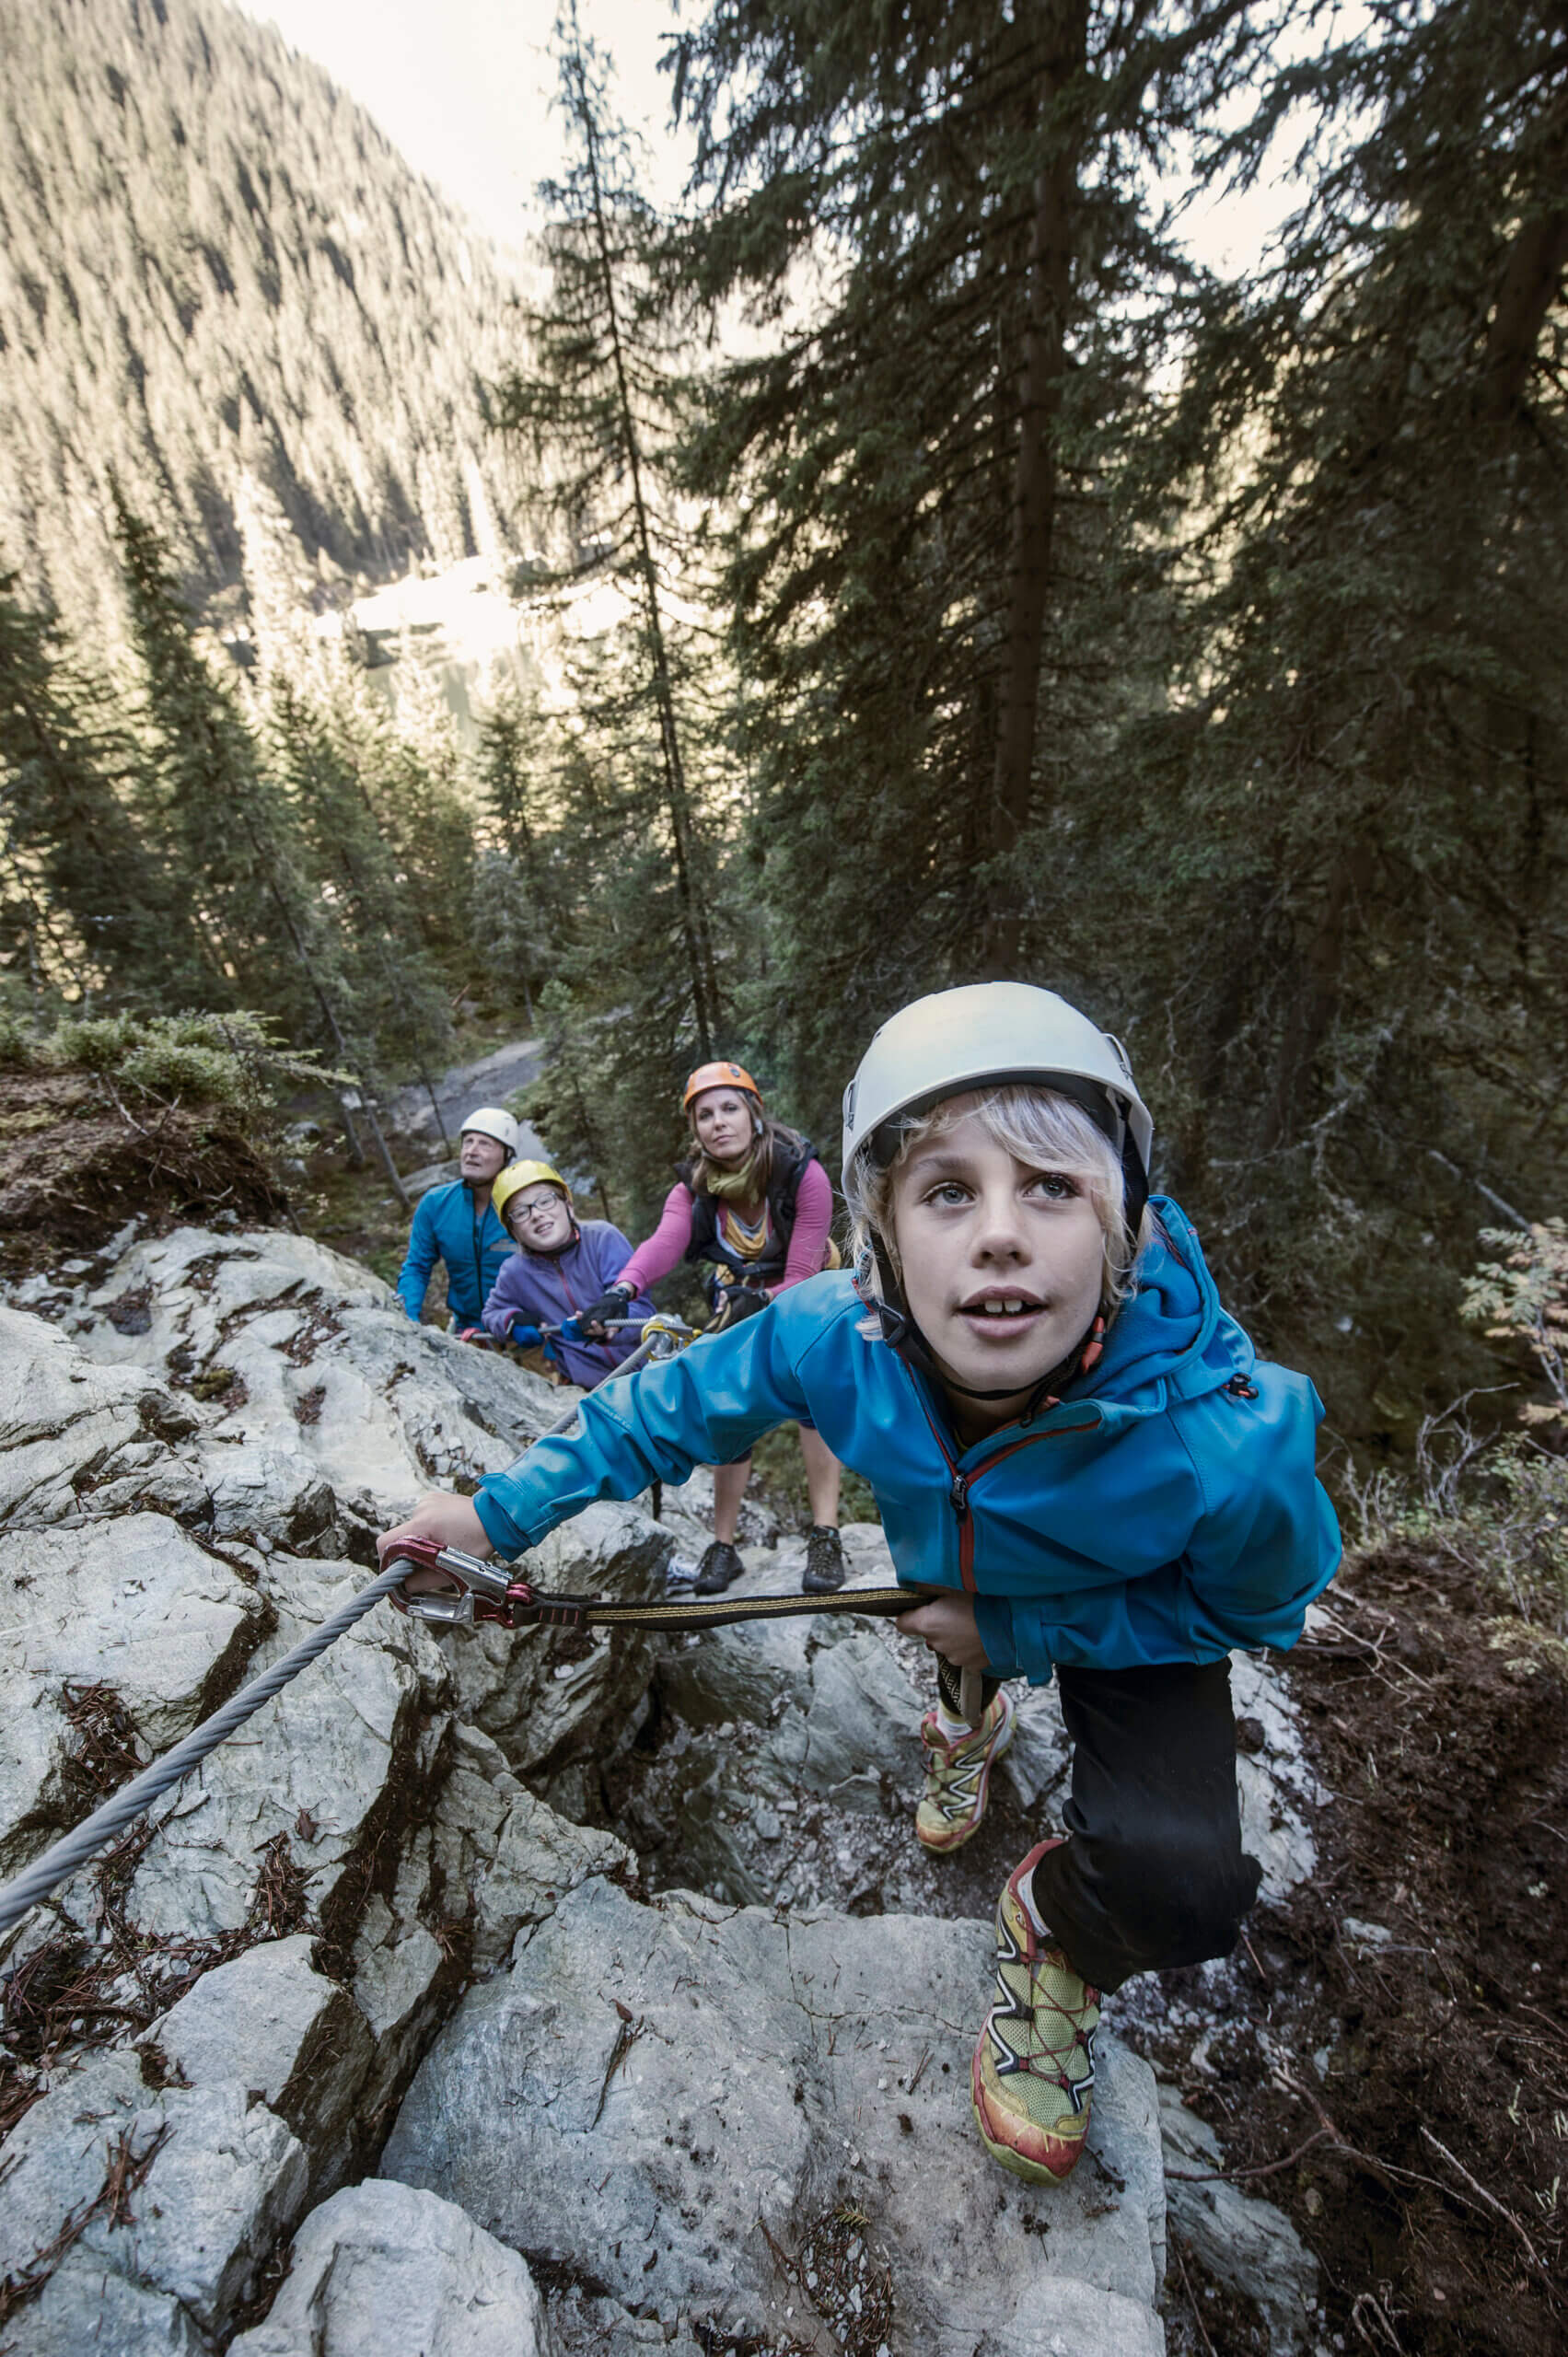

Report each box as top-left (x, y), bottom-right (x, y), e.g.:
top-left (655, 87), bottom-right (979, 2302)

top-left (482, 1160), bottom-right (655, 1390)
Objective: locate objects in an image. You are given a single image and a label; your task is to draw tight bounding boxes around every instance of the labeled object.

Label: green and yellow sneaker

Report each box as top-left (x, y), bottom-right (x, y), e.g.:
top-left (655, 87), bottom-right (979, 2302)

top-left (971, 1838), bottom-right (1100, 2186)
top-left (914, 1689), bottom-right (1015, 1852)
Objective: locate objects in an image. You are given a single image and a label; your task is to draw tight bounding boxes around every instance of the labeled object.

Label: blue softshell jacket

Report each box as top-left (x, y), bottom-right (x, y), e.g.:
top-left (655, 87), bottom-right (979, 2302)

top-left (473, 1198), bottom-right (1341, 1680)
top-left (397, 1181), bottom-right (514, 1327)
top-left (481, 1222), bottom-right (657, 1389)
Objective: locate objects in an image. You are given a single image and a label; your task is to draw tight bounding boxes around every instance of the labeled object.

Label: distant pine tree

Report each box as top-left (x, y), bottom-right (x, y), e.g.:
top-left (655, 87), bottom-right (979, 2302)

top-left (0, 572), bottom-right (203, 1009)
top-left (113, 493), bottom-right (407, 1196)
top-left (488, 2), bottom-right (724, 1058)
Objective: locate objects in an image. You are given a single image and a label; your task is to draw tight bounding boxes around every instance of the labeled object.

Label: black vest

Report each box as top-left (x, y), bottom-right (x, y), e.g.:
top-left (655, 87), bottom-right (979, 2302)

top-left (682, 1132), bottom-right (815, 1286)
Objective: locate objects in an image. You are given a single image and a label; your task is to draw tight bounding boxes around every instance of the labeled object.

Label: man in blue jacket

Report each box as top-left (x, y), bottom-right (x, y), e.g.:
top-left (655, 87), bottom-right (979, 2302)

top-left (396, 1106), bottom-right (519, 1332)
top-left (380, 985), bottom-right (1339, 2191)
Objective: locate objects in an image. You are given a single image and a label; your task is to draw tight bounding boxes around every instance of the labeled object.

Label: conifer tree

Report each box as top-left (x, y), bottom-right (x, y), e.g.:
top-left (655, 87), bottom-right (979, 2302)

top-left (267, 675), bottom-right (454, 1144)
top-left (1096, 0), bottom-right (1568, 1415)
top-left (113, 495), bottom-right (407, 1198)
top-left (665, 0), bottom-right (1270, 1147)
top-left (473, 691), bottom-right (563, 1027)
top-left (487, 2), bottom-right (724, 1060)
top-left (0, 574), bottom-right (199, 1006)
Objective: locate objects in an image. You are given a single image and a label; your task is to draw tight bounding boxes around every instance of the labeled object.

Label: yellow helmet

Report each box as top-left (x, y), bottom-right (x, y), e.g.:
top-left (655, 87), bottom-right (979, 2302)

top-left (493, 1159), bottom-right (574, 1225)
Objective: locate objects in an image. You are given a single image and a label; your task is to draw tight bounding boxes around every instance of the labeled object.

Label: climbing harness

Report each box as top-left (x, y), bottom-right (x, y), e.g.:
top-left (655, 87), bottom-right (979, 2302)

top-left (0, 1308), bottom-right (927, 1942)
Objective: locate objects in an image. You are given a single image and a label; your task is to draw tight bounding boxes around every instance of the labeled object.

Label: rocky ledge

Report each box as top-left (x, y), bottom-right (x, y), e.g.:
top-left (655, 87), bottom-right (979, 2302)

top-left (0, 1225), bottom-right (1321, 2353)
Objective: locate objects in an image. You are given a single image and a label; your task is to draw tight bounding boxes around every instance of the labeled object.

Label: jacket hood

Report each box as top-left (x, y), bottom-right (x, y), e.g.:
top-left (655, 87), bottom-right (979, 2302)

top-left (1074, 1197), bottom-right (1252, 1417)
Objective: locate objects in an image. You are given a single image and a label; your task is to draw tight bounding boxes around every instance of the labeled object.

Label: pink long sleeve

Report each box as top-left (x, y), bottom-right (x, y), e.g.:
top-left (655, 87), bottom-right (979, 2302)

top-left (617, 1181), bottom-right (697, 1294)
top-left (618, 1159), bottom-right (836, 1296)
top-left (776, 1157), bottom-right (834, 1291)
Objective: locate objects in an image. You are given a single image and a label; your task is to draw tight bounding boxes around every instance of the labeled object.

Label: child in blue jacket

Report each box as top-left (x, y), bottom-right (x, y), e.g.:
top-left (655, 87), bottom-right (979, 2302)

top-left (381, 983), bottom-right (1339, 2189)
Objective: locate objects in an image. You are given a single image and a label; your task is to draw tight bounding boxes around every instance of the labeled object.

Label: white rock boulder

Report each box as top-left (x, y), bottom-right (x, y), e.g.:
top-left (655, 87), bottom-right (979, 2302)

top-left (385, 1874), bottom-right (1168, 2357)
top-left (228, 2179), bottom-right (556, 2357)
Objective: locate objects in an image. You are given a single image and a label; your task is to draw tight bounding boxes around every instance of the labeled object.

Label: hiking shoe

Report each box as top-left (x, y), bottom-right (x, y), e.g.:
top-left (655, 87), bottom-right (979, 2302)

top-left (801, 1524), bottom-right (846, 1594)
top-left (971, 1838), bottom-right (1100, 2186)
top-left (692, 1539), bottom-right (745, 1596)
top-left (915, 1688), bottom-right (1015, 1852)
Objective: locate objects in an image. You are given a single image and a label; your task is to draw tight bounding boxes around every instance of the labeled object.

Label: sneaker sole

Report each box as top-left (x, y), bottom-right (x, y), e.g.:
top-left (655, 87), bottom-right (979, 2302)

top-left (970, 2039), bottom-right (1086, 2187)
top-left (915, 1702), bottom-right (1015, 1853)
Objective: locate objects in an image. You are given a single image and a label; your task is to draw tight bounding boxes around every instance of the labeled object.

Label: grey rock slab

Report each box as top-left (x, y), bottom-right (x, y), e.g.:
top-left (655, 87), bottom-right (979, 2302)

top-left (653, 1523), bottom-right (900, 1726)
top-left (96, 1559), bottom-right (421, 1943)
top-left (658, 1608), bottom-right (818, 1731)
top-left (146, 1931), bottom-right (374, 2190)
top-left (228, 2178), bottom-right (556, 2357)
top-left (70, 1226), bottom-right (564, 1531)
top-left (442, 1500), bottom-right (670, 1774)
top-left (382, 1034), bottom-right (545, 1153)
top-left (0, 1304), bottom-right (185, 1528)
top-left (799, 1630), bottom-right (923, 1797)
top-left (1160, 2083), bottom-right (1317, 2353)
top-left (1231, 1652), bottom-right (1325, 1899)
top-left (353, 1893), bottom-right (446, 2048)
top-left (0, 1511), bottom-right (258, 1876)
top-left (0, 2047), bottom-right (308, 2336)
top-left (429, 1759), bottom-right (633, 1971)
top-left (1002, 1682), bottom-right (1072, 1812)
top-left (384, 1875), bottom-right (1166, 2357)
top-left (23, 2252), bottom-right (206, 2355)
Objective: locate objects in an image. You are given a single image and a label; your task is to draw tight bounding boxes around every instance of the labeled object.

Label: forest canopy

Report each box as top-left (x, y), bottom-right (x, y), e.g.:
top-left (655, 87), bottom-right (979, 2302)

top-left (0, 0), bottom-right (1563, 1463)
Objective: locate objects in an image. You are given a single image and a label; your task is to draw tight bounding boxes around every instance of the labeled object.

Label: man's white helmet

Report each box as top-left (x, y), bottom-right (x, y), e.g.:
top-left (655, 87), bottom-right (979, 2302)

top-left (842, 981), bottom-right (1153, 1189)
top-left (459, 1105), bottom-right (521, 1155)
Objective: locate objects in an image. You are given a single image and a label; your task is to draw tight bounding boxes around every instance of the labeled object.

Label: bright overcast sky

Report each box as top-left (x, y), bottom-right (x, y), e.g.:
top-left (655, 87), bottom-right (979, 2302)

top-left (240, 0), bottom-right (694, 255)
top-left (241, 0), bottom-right (1311, 277)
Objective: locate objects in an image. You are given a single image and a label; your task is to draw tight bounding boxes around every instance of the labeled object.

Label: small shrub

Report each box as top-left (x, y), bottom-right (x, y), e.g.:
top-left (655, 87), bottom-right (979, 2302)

top-left (1350, 1221), bottom-right (1568, 1631)
top-left (0, 1006), bottom-right (341, 1113)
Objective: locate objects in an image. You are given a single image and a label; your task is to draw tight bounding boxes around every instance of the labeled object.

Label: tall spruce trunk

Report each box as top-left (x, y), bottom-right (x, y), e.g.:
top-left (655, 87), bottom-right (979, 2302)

top-left (986, 0), bottom-right (1089, 978)
top-left (575, 62), bottom-right (719, 1056)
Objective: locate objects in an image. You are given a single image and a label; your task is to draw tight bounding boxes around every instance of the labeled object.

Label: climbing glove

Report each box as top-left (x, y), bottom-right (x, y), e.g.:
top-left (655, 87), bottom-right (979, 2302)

top-left (576, 1281), bottom-right (634, 1340)
top-left (507, 1322), bottom-right (543, 1351)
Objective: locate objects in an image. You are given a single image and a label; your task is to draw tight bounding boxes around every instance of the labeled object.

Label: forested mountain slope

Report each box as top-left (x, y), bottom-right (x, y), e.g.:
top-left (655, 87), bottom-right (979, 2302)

top-left (0, 0), bottom-right (526, 644)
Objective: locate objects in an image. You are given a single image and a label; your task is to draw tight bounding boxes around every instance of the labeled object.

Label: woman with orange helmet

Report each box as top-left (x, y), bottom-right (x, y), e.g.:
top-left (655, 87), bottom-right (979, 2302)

top-left (574, 1060), bottom-right (845, 1595)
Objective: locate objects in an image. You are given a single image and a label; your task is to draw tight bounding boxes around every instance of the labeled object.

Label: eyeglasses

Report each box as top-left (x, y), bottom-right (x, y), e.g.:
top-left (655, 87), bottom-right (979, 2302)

top-left (512, 1196), bottom-right (562, 1223)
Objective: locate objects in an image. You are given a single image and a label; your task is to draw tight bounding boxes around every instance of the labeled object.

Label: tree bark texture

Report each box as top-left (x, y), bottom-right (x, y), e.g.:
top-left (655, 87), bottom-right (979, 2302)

top-left (986, 0), bottom-right (1089, 979)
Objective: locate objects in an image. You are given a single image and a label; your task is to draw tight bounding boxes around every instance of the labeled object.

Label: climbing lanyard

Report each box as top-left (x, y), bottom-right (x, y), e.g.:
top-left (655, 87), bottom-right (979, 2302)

top-left (383, 1533), bottom-right (912, 1635)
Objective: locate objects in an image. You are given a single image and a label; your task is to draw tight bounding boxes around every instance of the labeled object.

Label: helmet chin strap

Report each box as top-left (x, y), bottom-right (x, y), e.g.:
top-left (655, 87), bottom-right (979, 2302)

top-left (865, 1237), bottom-right (1102, 1415)
top-left (854, 1101), bottom-right (1148, 1417)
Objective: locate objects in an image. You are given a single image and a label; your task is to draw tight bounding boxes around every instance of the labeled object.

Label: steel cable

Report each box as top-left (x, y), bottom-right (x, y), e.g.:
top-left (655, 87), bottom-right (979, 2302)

top-left (0, 1559), bottom-right (411, 1940)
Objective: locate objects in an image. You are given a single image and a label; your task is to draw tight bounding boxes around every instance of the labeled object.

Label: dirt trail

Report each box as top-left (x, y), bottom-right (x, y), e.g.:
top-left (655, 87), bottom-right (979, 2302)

top-left (381, 1038), bottom-right (545, 1161)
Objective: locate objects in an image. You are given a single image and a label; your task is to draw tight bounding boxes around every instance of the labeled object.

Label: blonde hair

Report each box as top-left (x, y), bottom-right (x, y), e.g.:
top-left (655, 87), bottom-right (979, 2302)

top-left (843, 1084), bottom-right (1152, 1314)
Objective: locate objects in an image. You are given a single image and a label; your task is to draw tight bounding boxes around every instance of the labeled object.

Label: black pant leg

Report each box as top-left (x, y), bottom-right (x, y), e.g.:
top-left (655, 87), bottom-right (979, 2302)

top-left (1028, 1657), bottom-right (1260, 1993)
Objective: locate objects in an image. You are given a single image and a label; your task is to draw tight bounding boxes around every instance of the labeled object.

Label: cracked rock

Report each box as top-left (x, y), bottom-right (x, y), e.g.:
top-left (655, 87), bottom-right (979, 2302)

top-left (227, 2178), bottom-right (555, 2357)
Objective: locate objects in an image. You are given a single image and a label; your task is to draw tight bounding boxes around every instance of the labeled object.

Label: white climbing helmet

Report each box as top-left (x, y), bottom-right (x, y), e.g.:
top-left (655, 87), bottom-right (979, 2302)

top-left (842, 981), bottom-right (1154, 1187)
top-left (459, 1105), bottom-right (521, 1155)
